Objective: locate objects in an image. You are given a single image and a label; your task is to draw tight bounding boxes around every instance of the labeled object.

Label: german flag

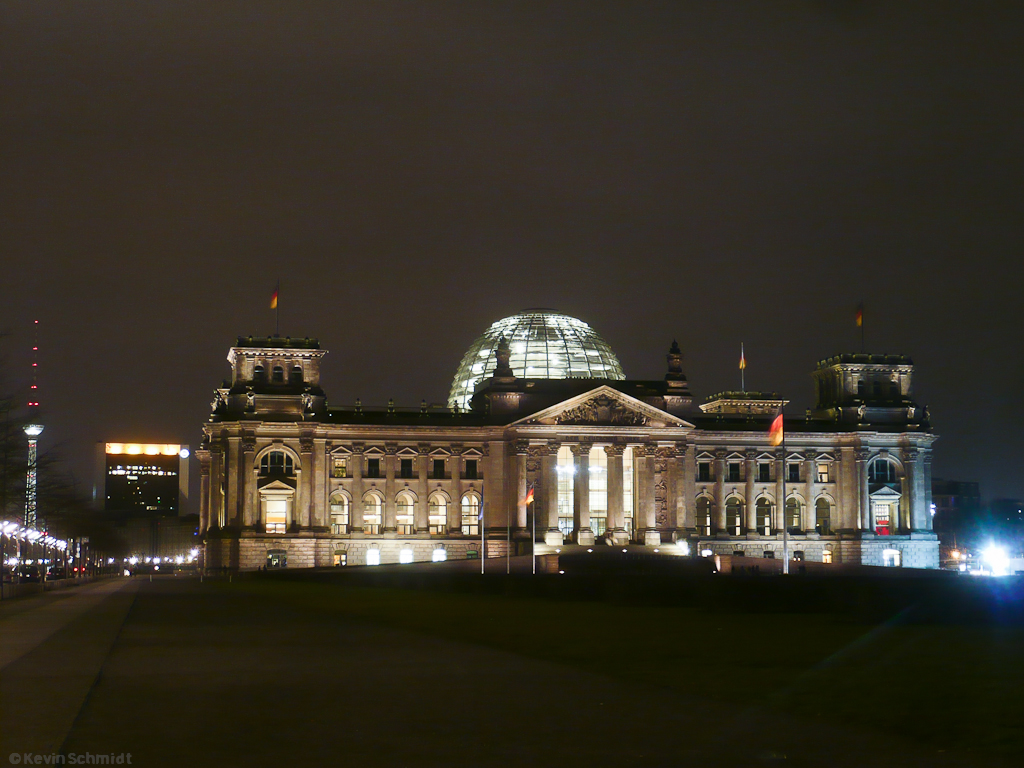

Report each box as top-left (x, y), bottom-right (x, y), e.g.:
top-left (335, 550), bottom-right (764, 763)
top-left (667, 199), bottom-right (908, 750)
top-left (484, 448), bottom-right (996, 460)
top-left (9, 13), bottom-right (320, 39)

top-left (522, 486), bottom-right (535, 506)
top-left (855, 302), bottom-right (863, 327)
top-left (768, 412), bottom-right (784, 446)
top-left (270, 288), bottom-right (279, 309)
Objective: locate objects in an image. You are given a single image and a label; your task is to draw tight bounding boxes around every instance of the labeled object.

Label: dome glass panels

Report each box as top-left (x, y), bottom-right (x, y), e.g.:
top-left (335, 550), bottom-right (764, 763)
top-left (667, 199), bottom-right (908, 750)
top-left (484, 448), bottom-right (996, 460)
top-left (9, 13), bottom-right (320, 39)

top-left (448, 310), bottom-right (624, 410)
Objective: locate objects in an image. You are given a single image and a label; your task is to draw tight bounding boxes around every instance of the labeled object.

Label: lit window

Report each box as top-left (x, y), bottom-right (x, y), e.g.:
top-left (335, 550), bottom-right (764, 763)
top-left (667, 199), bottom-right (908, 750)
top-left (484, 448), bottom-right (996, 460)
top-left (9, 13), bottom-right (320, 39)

top-left (695, 497), bottom-right (712, 536)
top-left (265, 499), bottom-right (287, 534)
top-left (756, 498), bottom-right (772, 535)
top-left (822, 549), bottom-right (833, 564)
top-left (726, 498), bottom-right (743, 535)
top-left (432, 547), bottom-right (447, 562)
top-left (557, 446), bottom-right (574, 538)
top-left (363, 494), bottom-right (382, 534)
top-left (588, 446), bottom-right (607, 535)
top-left (882, 548), bottom-right (902, 567)
top-left (785, 498), bottom-right (801, 531)
top-left (461, 494), bottom-right (480, 536)
top-left (332, 458), bottom-right (347, 478)
top-left (399, 548), bottom-right (414, 564)
top-left (397, 492), bottom-right (415, 535)
top-left (817, 463), bottom-right (830, 483)
top-left (329, 493), bottom-right (349, 534)
top-left (428, 495), bottom-right (447, 534)
top-left (815, 498), bottom-right (831, 535)
top-left (622, 447), bottom-right (634, 537)
top-left (366, 549), bottom-right (380, 566)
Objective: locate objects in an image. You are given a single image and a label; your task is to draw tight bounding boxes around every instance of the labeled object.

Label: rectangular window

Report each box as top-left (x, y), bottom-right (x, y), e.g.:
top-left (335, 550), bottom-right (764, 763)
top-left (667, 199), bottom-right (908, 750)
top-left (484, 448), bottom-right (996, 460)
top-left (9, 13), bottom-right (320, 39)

top-left (366, 458), bottom-right (381, 479)
top-left (697, 462), bottom-right (711, 482)
top-left (432, 459), bottom-right (446, 479)
top-left (728, 462), bottom-right (741, 482)
top-left (265, 499), bottom-right (287, 534)
top-left (822, 550), bottom-right (833, 564)
top-left (817, 463), bottom-right (830, 483)
top-left (400, 458), bottom-right (414, 479)
top-left (788, 463), bottom-right (800, 483)
top-left (758, 462), bottom-right (771, 482)
top-left (464, 459), bottom-right (478, 480)
top-left (332, 458), bottom-right (347, 478)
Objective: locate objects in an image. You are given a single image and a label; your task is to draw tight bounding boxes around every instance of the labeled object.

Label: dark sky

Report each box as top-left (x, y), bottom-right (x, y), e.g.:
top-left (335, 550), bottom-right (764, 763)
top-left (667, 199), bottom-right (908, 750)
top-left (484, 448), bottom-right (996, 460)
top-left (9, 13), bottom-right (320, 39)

top-left (2, 1), bottom-right (1022, 504)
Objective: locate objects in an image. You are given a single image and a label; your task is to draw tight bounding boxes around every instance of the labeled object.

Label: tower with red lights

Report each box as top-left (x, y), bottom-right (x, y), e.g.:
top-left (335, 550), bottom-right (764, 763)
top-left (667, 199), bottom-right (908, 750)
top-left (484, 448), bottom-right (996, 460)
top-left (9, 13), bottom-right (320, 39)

top-left (24, 320), bottom-right (43, 528)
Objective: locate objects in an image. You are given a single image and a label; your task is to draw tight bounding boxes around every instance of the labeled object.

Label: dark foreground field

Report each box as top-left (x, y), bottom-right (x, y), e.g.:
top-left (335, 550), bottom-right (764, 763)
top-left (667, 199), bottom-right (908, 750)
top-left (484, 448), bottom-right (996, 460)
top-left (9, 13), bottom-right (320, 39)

top-left (1, 566), bottom-right (1021, 767)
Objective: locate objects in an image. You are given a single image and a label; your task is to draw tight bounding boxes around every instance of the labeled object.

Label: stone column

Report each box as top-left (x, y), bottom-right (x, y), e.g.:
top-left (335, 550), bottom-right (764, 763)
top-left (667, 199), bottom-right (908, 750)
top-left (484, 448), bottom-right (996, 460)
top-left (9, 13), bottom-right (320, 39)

top-left (803, 450), bottom-right (816, 533)
top-left (350, 446), bottom-right (365, 533)
top-left (714, 449), bottom-right (727, 534)
top-left (383, 444), bottom-right (398, 533)
top-left (198, 451), bottom-right (211, 533)
top-left (774, 449), bottom-right (785, 532)
top-left (903, 448), bottom-right (924, 532)
top-left (450, 447), bottom-right (463, 534)
top-left (681, 444), bottom-right (696, 531)
top-left (572, 443), bottom-right (593, 545)
top-left (483, 441), bottom-right (504, 535)
top-left (744, 449), bottom-right (757, 533)
top-left (241, 438), bottom-right (257, 527)
top-left (209, 445), bottom-right (224, 529)
top-left (415, 445), bottom-right (429, 533)
top-left (607, 445), bottom-right (627, 545)
top-left (298, 435), bottom-right (314, 528)
top-left (922, 452), bottom-right (934, 532)
top-left (636, 446), bottom-right (658, 545)
top-left (311, 439), bottom-right (328, 530)
top-left (225, 437), bottom-right (241, 527)
top-left (856, 448), bottom-right (871, 532)
top-left (542, 442), bottom-right (562, 545)
top-left (515, 442), bottom-right (529, 532)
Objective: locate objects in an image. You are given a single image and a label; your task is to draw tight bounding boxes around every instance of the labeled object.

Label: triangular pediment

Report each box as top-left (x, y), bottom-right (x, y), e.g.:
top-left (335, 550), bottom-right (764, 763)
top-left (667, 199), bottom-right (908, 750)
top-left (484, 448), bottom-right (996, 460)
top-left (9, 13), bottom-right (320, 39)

top-left (512, 386), bottom-right (694, 429)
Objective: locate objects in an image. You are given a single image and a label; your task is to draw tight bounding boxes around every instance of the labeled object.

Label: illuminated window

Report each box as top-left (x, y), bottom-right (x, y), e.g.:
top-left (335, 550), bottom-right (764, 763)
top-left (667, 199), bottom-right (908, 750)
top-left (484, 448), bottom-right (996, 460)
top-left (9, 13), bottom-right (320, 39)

top-left (428, 494), bottom-right (447, 534)
top-left (588, 446), bottom-right (607, 535)
top-left (397, 492), bottom-right (415, 535)
top-left (366, 549), bottom-right (380, 566)
top-left (695, 497), bottom-right (712, 536)
top-left (873, 503), bottom-right (892, 535)
top-left (817, 462), bottom-right (830, 483)
top-left (399, 548), bottom-right (414, 564)
top-left (557, 446), bottom-right (574, 537)
top-left (623, 447), bottom-right (634, 537)
top-left (822, 549), bottom-right (833, 564)
top-left (786, 498), bottom-right (801, 531)
top-left (815, 498), bottom-right (832, 535)
top-left (266, 550), bottom-right (286, 568)
top-left (432, 547), bottom-right (447, 562)
top-left (883, 548), bottom-right (902, 567)
top-left (265, 499), bottom-right (287, 534)
top-left (756, 498), bottom-right (773, 535)
top-left (726, 497), bottom-right (743, 535)
top-left (461, 493), bottom-right (480, 536)
top-left (363, 493), bottom-right (382, 534)
top-left (260, 451), bottom-right (294, 476)
top-left (329, 493), bottom-right (349, 534)
top-left (332, 550), bottom-right (347, 567)
top-left (332, 457), bottom-right (347, 478)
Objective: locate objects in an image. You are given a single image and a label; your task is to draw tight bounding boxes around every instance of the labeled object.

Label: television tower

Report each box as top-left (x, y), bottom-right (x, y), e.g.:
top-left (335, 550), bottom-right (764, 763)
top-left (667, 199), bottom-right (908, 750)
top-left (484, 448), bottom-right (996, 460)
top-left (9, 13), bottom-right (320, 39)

top-left (24, 320), bottom-right (43, 528)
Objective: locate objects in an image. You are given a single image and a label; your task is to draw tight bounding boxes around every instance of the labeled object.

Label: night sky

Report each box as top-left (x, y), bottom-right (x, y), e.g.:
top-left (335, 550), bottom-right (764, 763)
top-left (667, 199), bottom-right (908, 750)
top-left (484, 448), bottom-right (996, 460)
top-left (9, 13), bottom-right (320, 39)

top-left (2, 2), bottom-right (1021, 505)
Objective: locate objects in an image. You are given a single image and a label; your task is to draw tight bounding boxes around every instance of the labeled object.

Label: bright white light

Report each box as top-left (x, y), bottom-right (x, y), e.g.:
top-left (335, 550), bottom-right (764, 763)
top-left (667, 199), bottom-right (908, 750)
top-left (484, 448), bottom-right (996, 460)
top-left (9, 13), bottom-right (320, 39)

top-left (129, 556), bottom-right (138, 565)
top-left (154, 565), bottom-right (159, 571)
top-left (124, 569), bottom-right (131, 577)
top-left (366, 549), bottom-right (380, 566)
top-left (153, 557), bottom-right (161, 564)
top-left (432, 548), bottom-right (447, 562)
top-left (175, 555), bottom-right (184, 565)
top-left (586, 548), bottom-right (593, 553)
top-left (179, 448), bottom-right (190, 459)
top-left (982, 545), bottom-right (1010, 576)
top-left (677, 540), bottom-right (691, 556)
top-left (399, 548), bottom-right (413, 564)
top-left (190, 548), bottom-right (199, 558)
top-left (701, 549), bottom-right (713, 557)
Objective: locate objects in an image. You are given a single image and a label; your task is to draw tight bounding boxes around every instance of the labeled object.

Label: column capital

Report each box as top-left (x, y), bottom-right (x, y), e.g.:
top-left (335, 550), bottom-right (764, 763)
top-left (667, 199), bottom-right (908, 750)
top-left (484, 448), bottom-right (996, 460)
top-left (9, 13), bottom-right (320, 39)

top-left (854, 448), bottom-right (871, 462)
top-left (902, 448), bottom-right (920, 462)
top-left (802, 449), bottom-right (816, 462)
top-left (744, 448), bottom-right (758, 461)
top-left (384, 442), bottom-right (398, 455)
top-left (672, 443), bottom-right (689, 458)
top-left (604, 444), bottom-right (625, 458)
top-left (714, 448), bottom-right (728, 460)
top-left (570, 441), bottom-right (592, 457)
top-left (350, 442), bottom-right (365, 455)
top-left (299, 435), bottom-right (315, 453)
top-left (417, 442), bottom-right (431, 455)
top-left (514, 440), bottom-right (530, 455)
top-left (242, 437), bottom-right (257, 453)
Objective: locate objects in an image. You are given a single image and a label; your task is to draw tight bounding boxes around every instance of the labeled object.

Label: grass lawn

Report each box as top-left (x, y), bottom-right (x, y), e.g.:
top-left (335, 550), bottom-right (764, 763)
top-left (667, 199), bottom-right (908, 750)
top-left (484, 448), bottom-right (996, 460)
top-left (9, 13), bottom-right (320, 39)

top-left (233, 572), bottom-right (1024, 763)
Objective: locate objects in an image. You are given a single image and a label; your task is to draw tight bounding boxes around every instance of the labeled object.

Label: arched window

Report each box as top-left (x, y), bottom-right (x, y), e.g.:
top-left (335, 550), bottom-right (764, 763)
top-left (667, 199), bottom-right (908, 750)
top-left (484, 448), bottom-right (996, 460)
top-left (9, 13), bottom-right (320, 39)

top-left (461, 493), bottom-right (480, 536)
top-left (272, 365), bottom-right (285, 383)
top-left (260, 451), bottom-right (294, 476)
top-left (756, 498), bottom-right (773, 536)
top-left (868, 458), bottom-right (898, 484)
top-left (589, 446), bottom-right (608, 535)
top-left (253, 364), bottom-right (265, 382)
top-left (726, 497), bottom-right (744, 535)
top-left (363, 493), bottom-right (382, 535)
top-left (695, 497), bottom-right (712, 536)
top-left (396, 492), bottom-right (415, 535)
top-left (815, 498), bottom-right (832, 535)
top-left (557, 445), bottom-right (574, 537)
top-left (786, 498), bottom-right (801, 532)
top-left (428, 494), bottom-right (447, 535)
top-left (290, 365), bottom-right (303, 385)
top-left (329, 493), bottom-right (349, 534)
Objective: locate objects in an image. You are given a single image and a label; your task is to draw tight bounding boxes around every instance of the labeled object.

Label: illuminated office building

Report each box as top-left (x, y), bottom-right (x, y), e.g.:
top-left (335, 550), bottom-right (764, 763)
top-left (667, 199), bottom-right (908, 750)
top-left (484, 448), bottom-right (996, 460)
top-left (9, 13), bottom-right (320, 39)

top-left (96, 443), bottom-right (190, 515)
top-left (198, 310), bottom-right (939, 571)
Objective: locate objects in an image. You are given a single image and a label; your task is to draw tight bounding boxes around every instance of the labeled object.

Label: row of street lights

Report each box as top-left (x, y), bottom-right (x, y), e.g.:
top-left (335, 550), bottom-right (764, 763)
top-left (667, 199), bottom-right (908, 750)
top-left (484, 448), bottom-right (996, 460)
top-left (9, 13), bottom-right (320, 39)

top-left (1, 520), bottom-right (72, 594)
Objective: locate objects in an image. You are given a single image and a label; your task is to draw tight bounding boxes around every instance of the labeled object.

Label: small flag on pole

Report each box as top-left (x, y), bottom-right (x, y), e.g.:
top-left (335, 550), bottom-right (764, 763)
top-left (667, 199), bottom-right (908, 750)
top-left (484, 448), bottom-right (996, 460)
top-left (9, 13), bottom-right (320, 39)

top-left (270, 287), bottom-right (279, 309)
top-left (522, 486), bottom-right (535, 506)
top-left (739, 344), bottom-right (746, 370)
top-left (855, 302), bottom-right (863, 327)
top-left (768, 411), bottom-right (784, 446)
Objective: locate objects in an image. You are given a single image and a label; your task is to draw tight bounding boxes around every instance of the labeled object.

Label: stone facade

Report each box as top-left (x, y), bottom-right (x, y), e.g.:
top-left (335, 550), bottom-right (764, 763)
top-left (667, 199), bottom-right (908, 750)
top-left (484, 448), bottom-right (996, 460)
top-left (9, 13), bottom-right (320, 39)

top-left (197, 333), bottom-right (939, 572)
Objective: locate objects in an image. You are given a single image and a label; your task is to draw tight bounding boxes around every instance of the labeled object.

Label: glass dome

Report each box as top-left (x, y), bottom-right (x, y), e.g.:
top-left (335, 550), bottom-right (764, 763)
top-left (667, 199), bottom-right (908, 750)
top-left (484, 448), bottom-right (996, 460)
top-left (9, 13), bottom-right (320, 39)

top-left (448, 309), bottom-right (624, 410)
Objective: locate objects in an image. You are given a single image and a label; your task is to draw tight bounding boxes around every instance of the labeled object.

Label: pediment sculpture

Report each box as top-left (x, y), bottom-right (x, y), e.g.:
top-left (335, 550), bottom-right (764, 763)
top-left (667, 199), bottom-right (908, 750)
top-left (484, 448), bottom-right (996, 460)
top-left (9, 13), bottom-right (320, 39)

top-left (554, 395), bottom-right (649, 426)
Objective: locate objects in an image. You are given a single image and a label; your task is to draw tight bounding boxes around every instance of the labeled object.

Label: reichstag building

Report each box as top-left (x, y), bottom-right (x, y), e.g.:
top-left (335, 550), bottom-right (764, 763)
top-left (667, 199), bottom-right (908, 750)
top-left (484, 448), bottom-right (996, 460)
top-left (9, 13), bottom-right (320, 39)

top-left (198, 310), bottom-right (939, 571)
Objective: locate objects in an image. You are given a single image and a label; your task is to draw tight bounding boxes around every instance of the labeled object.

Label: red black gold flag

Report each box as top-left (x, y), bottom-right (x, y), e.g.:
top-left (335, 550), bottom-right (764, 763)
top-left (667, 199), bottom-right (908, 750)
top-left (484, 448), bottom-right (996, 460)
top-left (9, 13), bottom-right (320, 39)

top-left (768, 412), bottom-right (784, 446)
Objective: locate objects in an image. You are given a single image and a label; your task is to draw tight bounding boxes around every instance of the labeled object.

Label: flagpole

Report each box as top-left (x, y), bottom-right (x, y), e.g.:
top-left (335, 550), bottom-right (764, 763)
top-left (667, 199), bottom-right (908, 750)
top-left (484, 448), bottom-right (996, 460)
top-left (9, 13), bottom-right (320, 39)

top-left (506, 494), bottom-right (511, 575)
top-left (740, 343), bottom-right (746, 392)
top-left (781, 404), bottom-right (789, 575)
top-left (480, 495), bottom-right (485, 576)
top-left (531, 483), bottom-right (536, 576)
top-left (275, 279), bottom-right (280, 337)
